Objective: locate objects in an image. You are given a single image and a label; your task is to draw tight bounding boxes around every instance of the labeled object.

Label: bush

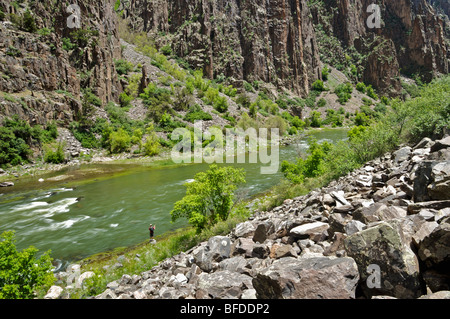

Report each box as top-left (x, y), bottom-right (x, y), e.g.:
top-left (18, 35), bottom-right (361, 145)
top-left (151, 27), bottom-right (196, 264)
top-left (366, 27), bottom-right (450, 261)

top-left (22, 9), bottom-right (37, 33)
top-left (322, 66), bottom-right (330, 81)
top-left (171, 165), bottom-right (246, 233)
top-left (108, 128), bottom-right (131, 153)
top-left (309, 111), bottom-right (322, 128)
top-left (335, 83), bottom-right (353, 105)
top-left (44, 142), bottom-right (65, 164)
top-left (312, 80), bottom-right (326, 91)
top-left (0, 231), bottom-right (55, 299)
top-left (0, 116), bottom-right (36, 167)
top-left (213, 96), bottom-right (228, 113)
top-left (356, 82), bottom-right (366, 93)
top-left (142, 125), bottom-right (161, 156)
top-left (115, 59), bottom-right (134, 76)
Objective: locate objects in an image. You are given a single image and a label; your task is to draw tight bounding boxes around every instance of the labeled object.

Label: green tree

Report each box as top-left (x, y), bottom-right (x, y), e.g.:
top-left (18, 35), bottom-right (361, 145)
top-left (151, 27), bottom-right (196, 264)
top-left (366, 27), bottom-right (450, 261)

top-left (108, 127), bottom-right (131, 153)
top-left (171, 165), bottom-right (246, 233)
top-left (0, 231), bottom-right (55, 299)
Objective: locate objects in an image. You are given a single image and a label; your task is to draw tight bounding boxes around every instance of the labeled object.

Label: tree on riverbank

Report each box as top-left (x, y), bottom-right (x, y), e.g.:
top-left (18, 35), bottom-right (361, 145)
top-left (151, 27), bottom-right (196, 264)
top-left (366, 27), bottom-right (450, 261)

top-left (171, 165), bottom-right (246, 233)
top-left (0, 231), bottom-right (55, 299)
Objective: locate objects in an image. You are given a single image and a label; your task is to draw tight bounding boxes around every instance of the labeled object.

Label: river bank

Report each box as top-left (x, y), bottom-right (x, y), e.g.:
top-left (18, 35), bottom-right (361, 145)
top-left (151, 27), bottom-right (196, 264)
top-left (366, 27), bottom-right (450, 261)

top-left (0, 127), bottom-right (344, 192)
top-left (43, 134), bottom-right (450, 299)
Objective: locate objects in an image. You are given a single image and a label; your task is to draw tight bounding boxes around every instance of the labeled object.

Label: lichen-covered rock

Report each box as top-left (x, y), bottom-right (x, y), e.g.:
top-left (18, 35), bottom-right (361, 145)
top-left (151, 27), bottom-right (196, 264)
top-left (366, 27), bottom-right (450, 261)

top-left (344, 220), bottom-right (423, 299)
top-left (252, 256), bottom-right (359, 299)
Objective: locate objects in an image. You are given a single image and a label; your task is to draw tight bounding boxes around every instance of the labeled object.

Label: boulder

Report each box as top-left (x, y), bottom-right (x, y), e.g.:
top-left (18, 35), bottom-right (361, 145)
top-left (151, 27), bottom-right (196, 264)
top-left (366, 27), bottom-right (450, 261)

top-left (344, 220), bottom-right (366, 236)
top-left (418, 290), bottom-right (450, 299)
top-left (44, 286), bottom-right (63, 299)
top-left (413, 161), bottom-right (450, 201)
top-left (269, 244), bottom-right (296, 259)
top-left (252, 256), bottom-right (359, 299)
top-left (407, 200), bottom-right (450, 215)
top-left (418, 218), bottom-right (450, 268)
top-left (289, 221), bottom-right (329, 241)
top-left (197, 270), bottom-right (253, 299)
top-left (253, 222), bottom-right (270, 243)
top-left (430, 136), bottom-right (450, 153)
top-left (0, 182), bottom-right (14, 187)
top-left (393, 146), bottom-right (412, 163)
top-left (353, 203), bottom-right (407, 224)
top-left (234, 221), bottom-right (256, 238)
top-left (193, 236), bottom-right (231, 272)
top-left (427, 161), bottom-right (450, 200)
top-left (231, 237), bottom-right (255, 258)
top-left (344, 220), bottom-right (422, 299)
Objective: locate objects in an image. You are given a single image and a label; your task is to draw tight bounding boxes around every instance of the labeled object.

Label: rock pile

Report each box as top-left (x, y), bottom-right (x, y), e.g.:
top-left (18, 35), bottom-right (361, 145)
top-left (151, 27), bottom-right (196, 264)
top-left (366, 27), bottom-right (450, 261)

top-left (46, 136), bottom-right (450, 299)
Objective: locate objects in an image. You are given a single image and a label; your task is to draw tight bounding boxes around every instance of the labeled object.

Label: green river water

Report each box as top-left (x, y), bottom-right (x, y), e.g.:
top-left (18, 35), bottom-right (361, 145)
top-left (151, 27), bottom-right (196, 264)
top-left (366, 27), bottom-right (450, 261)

top-left (0, 129), bottom-right (348, 268)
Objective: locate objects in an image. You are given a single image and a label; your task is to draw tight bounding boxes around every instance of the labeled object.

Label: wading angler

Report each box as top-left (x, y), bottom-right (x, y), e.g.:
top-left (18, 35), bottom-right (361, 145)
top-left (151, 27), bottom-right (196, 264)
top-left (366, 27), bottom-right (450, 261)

top-left (170, 121), bottom-right (280, 175)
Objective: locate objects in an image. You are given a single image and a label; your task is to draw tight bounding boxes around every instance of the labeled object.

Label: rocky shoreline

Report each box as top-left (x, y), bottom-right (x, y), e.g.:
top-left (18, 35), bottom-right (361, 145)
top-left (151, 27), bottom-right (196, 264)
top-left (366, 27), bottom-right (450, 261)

top-left (44, 134), bottom-right (450, 299)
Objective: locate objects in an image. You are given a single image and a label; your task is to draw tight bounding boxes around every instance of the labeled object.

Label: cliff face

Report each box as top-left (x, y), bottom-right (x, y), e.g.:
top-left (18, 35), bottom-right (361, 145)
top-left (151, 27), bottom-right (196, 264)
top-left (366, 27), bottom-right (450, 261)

top-left (122, 0), bottom-right (321, 97)
top-left (123, 0), bottom-right (448, 97)
top-left (0, 0), bottom-right (122, 125)
top-left (314, 0), bottom-right (448, 95)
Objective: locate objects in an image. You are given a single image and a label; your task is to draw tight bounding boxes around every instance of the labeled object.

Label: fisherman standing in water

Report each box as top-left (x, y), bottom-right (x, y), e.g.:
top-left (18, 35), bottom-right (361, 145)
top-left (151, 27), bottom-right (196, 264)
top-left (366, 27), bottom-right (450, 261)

top-left (149, 224), bottom-right (156, 241)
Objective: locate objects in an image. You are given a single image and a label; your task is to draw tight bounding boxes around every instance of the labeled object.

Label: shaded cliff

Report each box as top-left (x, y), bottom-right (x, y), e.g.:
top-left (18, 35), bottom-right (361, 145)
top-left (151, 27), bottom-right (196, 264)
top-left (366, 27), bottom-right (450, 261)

top-left (120, 0), bottom-right (321, 97)
top-left (0, 0), bottom-right (122, 125)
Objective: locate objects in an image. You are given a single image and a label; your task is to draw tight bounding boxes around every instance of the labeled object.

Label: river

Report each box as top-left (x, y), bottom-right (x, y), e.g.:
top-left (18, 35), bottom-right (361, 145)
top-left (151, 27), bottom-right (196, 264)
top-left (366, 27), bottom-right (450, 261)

top-left (0, 128), bottom-right (348, 267)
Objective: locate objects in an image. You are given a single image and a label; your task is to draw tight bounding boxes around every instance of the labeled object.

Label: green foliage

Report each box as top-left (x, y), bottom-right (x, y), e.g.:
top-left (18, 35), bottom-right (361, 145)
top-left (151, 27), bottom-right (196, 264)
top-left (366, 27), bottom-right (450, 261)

top-left (142, 124), bottom-right (161, 156)
top-left (44, 142), bottom-right (65, 164)
top-left (115, 59), bottom-right (134, 76)
top-left (356, 82), bottom-right (366, 93)
top-left (317, 98), bottom-right (327, 108)
top-left (281, 138), bottom-right (332, 184)
top-left (213, 96), bottom-right (229, 113)
top-left (309, 111), bottom-right (322, 128)
top-left (171, 165), bottom-right (246, 233)
top-left (322, 66), bottom-right (330, 81)
top-left (334, 83), bottom-right (353, 104)
top-left (366, 85), bottom-right (379, 100)
top-left (108, 128), bottom-right (131, 154)
top-left (22, 9), bottom-right (37, 33)
top-left (62, 37), bottom-right (76, 51)
top-left (0, 116), bottom-right (35, 167)
top-left (184, 105), bottom-right (213, 123)
top-left (0, 231), bottom-right (55, 299)
top-left (312, 80), bottom-right (326, 91)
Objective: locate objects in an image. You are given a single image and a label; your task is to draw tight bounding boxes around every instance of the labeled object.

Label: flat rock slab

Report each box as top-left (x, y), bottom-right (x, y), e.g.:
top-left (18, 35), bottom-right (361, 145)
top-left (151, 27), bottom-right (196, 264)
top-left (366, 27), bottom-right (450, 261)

top-left (252, 256), bottom-right (359, 299)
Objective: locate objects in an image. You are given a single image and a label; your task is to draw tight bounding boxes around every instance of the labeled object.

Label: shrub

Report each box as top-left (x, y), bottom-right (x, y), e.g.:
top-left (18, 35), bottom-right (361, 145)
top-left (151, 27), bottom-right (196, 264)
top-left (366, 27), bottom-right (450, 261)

top-left (170, 165), bottom-right (246, 233)
top-left (0, 231), bottom-right (55, 299)
top-left (322, 66), bottom-right (330, 81)
top-left (0, 116), bottom-right (35, 167)
top-left (317, 98), bottom-right (327, 108)
top-left (312, 80), bottom-right (326, 91)
top-left (115, 59), bottom-right (134, 76)
top-left (366, 85), bottom-right (379, 100)
top-left (213, 96), bottom-right (228, 113)
top-left (142, 125), bottom-right (161, 156)
top-left (309, 111), bottom-right (322, 127)
top-left (335, 83), bottom-right (353, 104)
top-left (108, 128), bottom-right (131, 153)
top-left (22, 9), bottom-right (37, 33)
top-left (356, 82), bottom-right (366, 93)
top-left (44, 142), bottom-right (66, 164)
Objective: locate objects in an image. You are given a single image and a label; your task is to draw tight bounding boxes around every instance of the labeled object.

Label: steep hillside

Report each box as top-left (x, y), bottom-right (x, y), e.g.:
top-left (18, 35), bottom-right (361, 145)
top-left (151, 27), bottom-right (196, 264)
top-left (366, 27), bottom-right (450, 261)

top-left (0, 0), bottom-right (448, 170)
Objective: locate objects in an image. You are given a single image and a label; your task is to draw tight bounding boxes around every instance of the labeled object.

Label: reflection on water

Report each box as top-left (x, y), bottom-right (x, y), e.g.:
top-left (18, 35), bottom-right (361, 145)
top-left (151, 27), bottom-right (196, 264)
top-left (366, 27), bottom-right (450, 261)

top-left (0, 129), bottom-right (348, 263)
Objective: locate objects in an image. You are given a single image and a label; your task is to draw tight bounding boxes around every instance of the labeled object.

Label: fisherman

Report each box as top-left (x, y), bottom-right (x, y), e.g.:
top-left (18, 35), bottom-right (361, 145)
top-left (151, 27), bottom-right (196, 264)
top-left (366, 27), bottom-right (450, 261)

top-left (149, 224), bottom-right (156, 240)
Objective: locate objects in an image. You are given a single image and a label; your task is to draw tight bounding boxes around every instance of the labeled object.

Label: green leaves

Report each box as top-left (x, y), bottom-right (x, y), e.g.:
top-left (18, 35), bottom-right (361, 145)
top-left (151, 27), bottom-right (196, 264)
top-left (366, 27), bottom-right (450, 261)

top-left (0, 231), bottom-right (55, 299)
top-left (171, 165), bottom-right (246, 233)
